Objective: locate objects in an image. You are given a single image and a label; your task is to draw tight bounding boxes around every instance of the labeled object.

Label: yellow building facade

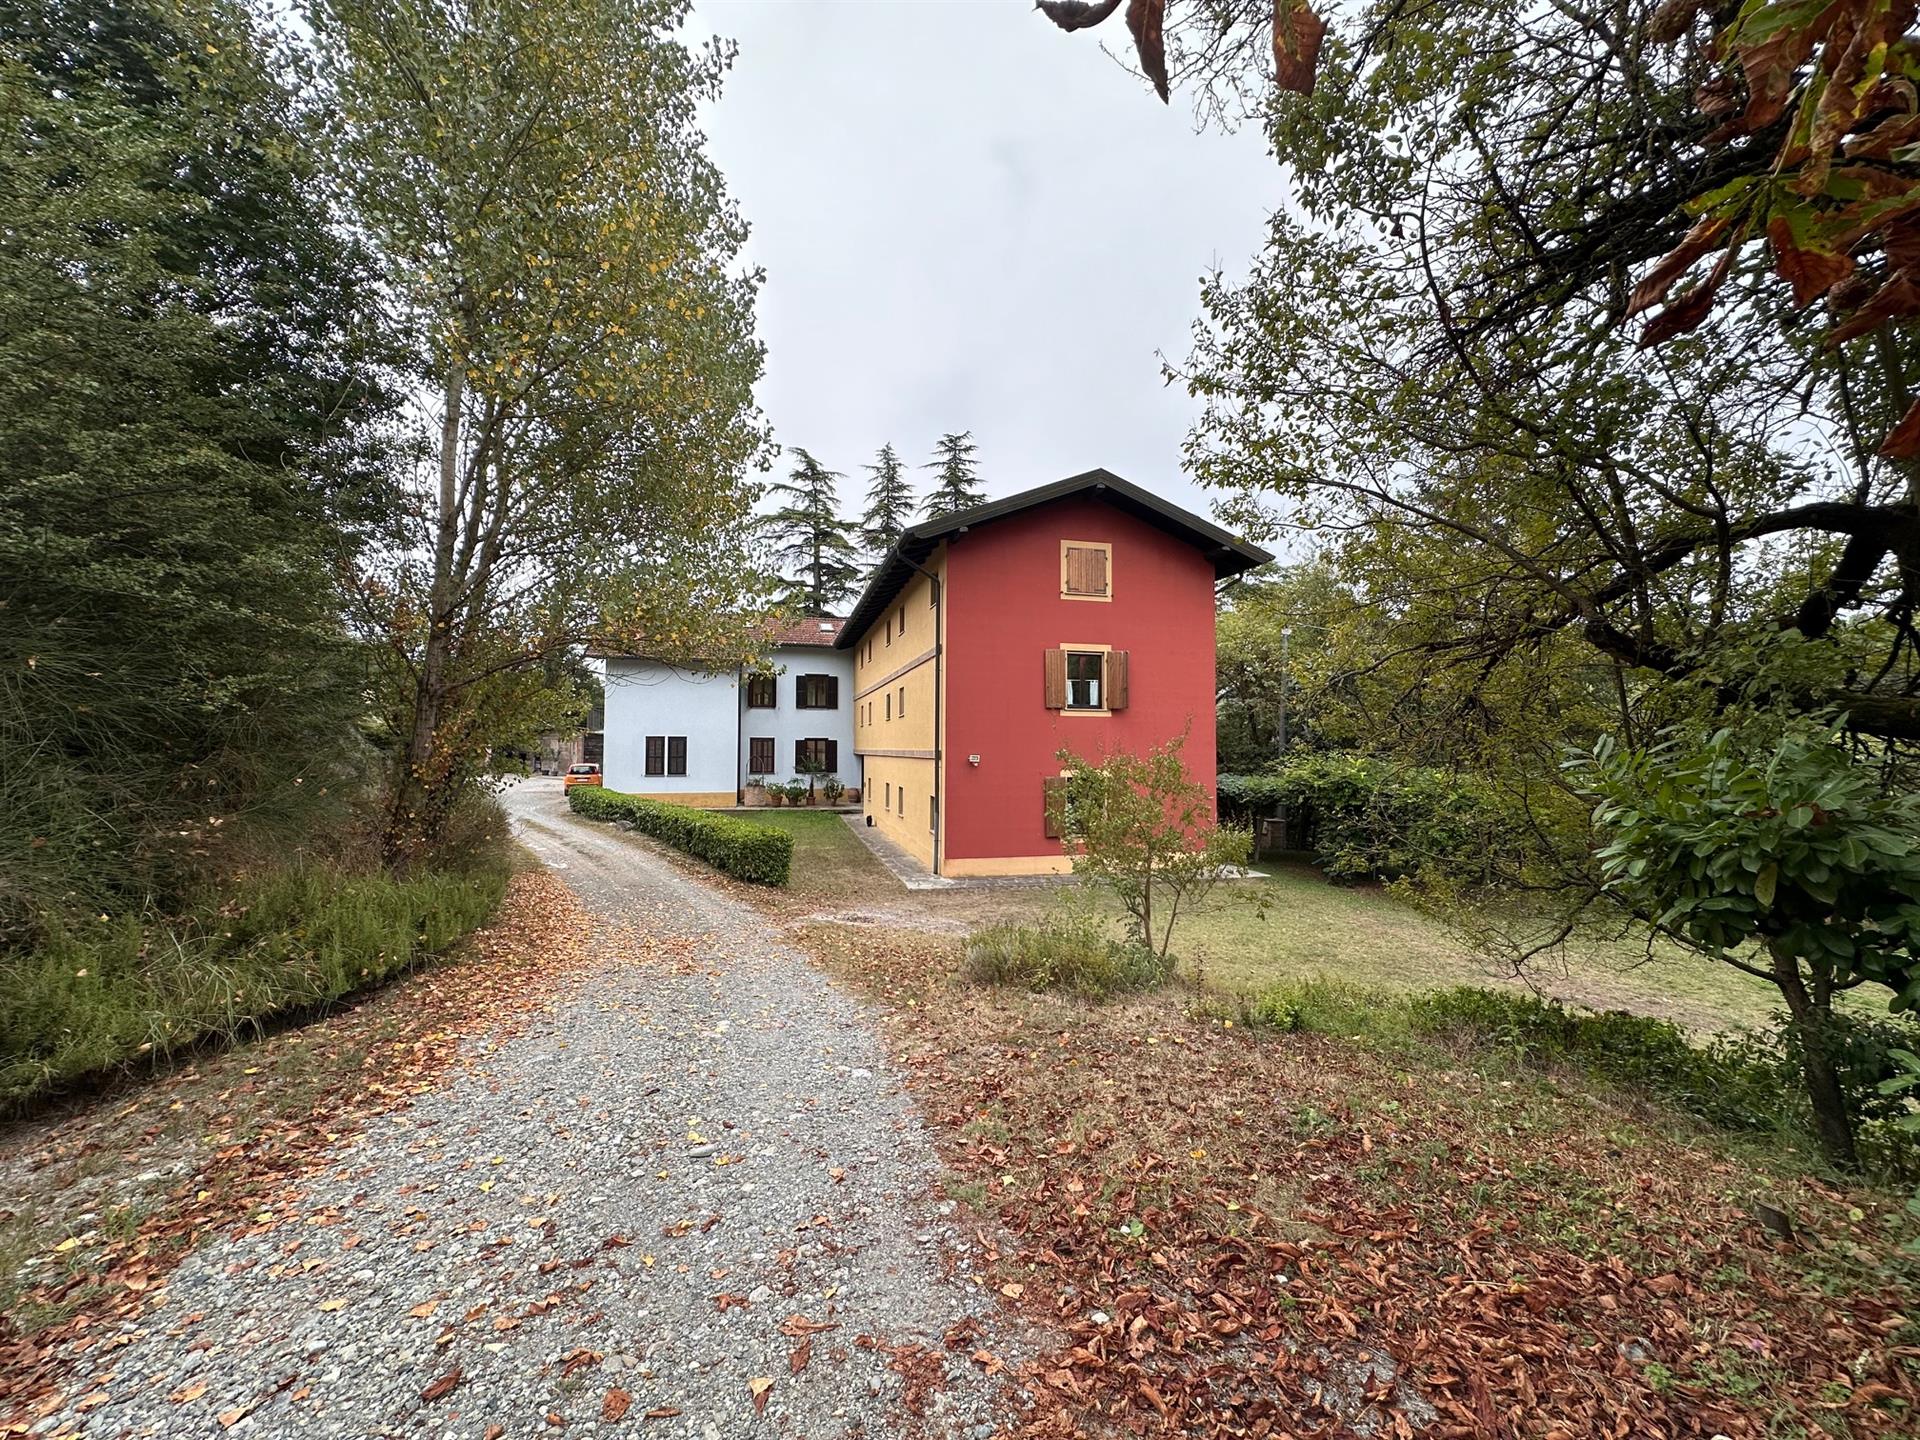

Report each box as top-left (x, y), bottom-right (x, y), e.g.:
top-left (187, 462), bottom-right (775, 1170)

top-left (851, 544), bottom-right (945, 869)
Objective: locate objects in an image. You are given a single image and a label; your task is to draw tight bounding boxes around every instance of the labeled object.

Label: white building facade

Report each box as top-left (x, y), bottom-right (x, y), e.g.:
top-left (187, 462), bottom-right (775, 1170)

top-left (599, 620), bottom-right (856, 806)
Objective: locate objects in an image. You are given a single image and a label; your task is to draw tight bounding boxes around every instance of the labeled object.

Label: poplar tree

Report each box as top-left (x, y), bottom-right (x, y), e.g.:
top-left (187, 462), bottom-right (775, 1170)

top-left (921, 431), bottom-right (985, 518)
top-left (302, 0), bottom-right (771, 866)
top-left (859, 443), bottom-right (914, 552)
top-left (763, 449), bottom-right (862, 615)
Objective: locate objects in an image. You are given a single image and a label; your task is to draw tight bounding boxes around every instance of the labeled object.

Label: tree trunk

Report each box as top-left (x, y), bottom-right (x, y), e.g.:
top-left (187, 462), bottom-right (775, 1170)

top-left (384, 359), bottom-right (465, 872)
top-left (1769, 942), bottom-right (1860, 1172)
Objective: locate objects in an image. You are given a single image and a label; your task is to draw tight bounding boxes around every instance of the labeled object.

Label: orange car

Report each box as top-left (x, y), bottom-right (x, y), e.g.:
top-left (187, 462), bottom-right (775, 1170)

top-left (563, 763), bottom-right (602, 789)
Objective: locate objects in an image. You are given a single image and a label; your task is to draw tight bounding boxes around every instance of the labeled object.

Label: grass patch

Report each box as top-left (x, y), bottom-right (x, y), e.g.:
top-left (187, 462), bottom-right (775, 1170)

top-left (965, 914), bottom-right (1168, 1000)
top-left (0, 857), bottom-right (508, 1109)
top-left (728, 809), bottom-right (882, 904)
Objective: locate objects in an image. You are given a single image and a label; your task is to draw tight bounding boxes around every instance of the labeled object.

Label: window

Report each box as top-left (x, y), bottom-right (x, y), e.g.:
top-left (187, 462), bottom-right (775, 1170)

top-left (1043, 648), bottom-right (1129, 712)
top-left (898, 608), bottom-right (907, 638)
top-left (1061, 541), bottom-right (1112, 600)
top-left (929, 795), bottom-right (937, 832)
top-left (885, 692), bottom-right (892, 721)
top-left (1066, 651), bottom-right (1103, 709)
top-left (795, 737), bottom-right (838, 772)
top-left (745, 674), bottom-right (776, 708)
top-left (897, 684), bottom-right (906, 717)
top-left (884, 781), bottom-right (891, 808)
top-left (644, 736), bottom-right (687, 777)
top-left (748, 737), bottom-right (774, 775)
top-left (897, 785), bottom-right (905, 817)
top-left (796, 673), bottom-right (838, 709)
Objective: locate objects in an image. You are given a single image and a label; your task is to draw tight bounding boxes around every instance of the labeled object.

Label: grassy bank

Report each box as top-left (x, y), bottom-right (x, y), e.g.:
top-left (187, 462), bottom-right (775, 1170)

top-left (0, 856), bottom-right (509, 1108)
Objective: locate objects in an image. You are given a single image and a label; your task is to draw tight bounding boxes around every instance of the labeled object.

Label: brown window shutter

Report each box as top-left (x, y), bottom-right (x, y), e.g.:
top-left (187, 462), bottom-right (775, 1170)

top-left (827, 675), bottom-right (839, 708)
top-left (1107, 650), bottom-right (1129, 710)
top-left (1043, 648), bottom-right (1066, 709)
top-left (826, 739), bottom-right (838, 772)
top-left (645, 735), bottom-right (664, 776)
top-left (667, 736), bottom-right (687, 775)
top-left (1087, 546), bottom-right (1108, 595)
top-left (1042, 777), bottom-right (1068, 839)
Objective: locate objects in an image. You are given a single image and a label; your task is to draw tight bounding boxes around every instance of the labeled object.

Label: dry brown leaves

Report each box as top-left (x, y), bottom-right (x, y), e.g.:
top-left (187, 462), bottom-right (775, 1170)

top-left (801, 923), bottom-right (1920, 1439)
top-left (0, 869), bottom-right (595, 1432)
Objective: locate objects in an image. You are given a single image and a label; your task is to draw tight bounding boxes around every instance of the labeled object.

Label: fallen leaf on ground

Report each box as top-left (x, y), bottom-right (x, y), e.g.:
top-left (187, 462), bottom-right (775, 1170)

top-left (420, 1367), bottom-right (462, 1403)
top-left (601, 1387), bottom-right (631, 1420)
top-left (748, 1376), bottom-right (773, 1414)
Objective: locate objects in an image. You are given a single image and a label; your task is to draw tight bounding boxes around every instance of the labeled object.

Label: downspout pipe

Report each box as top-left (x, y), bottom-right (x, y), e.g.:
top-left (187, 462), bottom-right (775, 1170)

top-left (895, 546), bottom-right (943, 876)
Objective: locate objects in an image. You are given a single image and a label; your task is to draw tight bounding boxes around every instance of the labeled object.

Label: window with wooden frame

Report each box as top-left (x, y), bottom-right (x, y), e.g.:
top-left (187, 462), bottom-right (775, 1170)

top-left (1042, 777), bottom-right (1069, 839)
top-left (1060, 540), bottom-right (1112, 600)
top-left (897, 784), bottom-right (904, 816)
top-left (897, 684), bottom-right (906, 717)
top-left (645, 736), bottom-right (688, 776)
top-left (745, 673), bottom-right (777, 708)
top-left (795, 673), bottom-right (838, 709)
top-left (884, 781), bottom-right (891, 808)
top-left (748, 737), bottom-right (774, 775)
top-left (1042, 648), bottom-right (1129, 713)
top-left (795, 737), bottom-right (837, 772)
top-left (885, 692), bottom-right (892, 721)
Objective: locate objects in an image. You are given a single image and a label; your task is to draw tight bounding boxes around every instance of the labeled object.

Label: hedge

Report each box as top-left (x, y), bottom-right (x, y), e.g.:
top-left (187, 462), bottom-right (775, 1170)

top-left (569, 786), bottom-right (792, 886)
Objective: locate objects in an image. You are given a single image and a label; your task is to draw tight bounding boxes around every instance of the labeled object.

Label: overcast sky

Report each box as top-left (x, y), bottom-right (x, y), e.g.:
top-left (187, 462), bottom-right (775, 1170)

top-left (690, 0), bottom-right (1280, 523)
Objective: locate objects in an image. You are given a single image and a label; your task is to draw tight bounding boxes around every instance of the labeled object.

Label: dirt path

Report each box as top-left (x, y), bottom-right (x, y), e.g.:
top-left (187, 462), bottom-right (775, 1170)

top-left (26, 782), bottom-right (1024, 1438)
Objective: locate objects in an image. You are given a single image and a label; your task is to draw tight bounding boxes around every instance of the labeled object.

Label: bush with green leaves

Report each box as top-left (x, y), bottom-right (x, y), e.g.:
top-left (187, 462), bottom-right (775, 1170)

top-left (1055, 731), bottom-right (1251, 961)
top-left (569, 787), bottom-right (791, 885)
top-left (1569, 719), bottom-right (1920, 1171)
top-left (964, 912), bottom-right (1167, 1001)
top-left (1219, 753), bottom-right (1514, 883)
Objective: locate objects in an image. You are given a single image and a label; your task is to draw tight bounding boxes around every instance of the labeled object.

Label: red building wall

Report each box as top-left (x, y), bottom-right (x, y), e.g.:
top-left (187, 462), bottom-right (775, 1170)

top-left (942, 495), bottom-right (1219, 864)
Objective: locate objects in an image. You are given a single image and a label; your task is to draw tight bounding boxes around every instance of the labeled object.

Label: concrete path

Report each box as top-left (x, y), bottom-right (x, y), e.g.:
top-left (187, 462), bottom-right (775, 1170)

top-left (32, 781), bottom-right (1021, 1438)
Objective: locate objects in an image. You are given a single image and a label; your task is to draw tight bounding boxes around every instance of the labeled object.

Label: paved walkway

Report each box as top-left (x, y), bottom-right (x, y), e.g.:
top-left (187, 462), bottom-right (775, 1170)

top-left (34, 782), bottom-right (1022, 1438)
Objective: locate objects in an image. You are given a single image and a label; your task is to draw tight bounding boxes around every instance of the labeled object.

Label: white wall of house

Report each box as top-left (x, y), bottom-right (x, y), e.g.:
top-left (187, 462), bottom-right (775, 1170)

top-left (740, 644), bottom-right (856, 789)
top-left (601, 659), bottom-right (740, 798)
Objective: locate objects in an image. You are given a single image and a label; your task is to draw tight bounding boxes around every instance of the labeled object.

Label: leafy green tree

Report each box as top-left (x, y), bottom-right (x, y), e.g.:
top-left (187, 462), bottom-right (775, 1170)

top-left (860, 443), bottom-right (915, 553)
top-left (0, 0), bottom-right (399, 941)
top-left (763, 449), bottom-right (862, 614)
top-left (301, 0), bottom-right (772, 866)
top-left (920, 431), bottom-right (985, 518)
top-left (1053, 731), bottom-right (1252, 961)
top-left (1571, 720), bottom-right (1920, 1169)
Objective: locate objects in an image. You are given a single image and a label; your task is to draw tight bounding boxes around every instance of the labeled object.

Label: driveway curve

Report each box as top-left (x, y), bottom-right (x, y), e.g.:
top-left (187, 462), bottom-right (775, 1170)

top-left (35, 780), bottom-right (1020, 1439)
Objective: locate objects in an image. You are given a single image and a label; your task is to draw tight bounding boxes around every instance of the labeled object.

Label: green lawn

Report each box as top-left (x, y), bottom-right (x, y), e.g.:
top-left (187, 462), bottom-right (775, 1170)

top-left (1175, 864), bottom-right (1786, 1033)
top-left (737, 810), bottom-right (1791, 1034)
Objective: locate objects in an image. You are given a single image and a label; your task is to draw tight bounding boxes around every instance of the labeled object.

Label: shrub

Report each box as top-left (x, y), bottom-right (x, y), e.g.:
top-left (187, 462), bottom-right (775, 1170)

top-left (1219, 752), bottom-right (1512, 883)
top-left (0, 854), bottom-right (508, 1108)
top-left (1407, 987), bottom-right (1784, 1132)
top-left (964, 915), bottom-right (1168, 1000)
top-left (569, 786), bottom-right (792, 885)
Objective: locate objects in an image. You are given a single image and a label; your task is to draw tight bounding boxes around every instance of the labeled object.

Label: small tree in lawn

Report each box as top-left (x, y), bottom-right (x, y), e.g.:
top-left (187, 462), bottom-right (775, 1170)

top-left (1053, 731), bottom-right (1251, 964)
top-left (1568, 719), bottom-right (1920, 1172)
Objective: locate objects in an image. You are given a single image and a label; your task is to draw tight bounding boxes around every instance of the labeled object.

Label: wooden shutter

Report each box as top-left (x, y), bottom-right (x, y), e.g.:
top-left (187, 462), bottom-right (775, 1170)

top-left (645, 735), bottom-right (664, 776)
top-left (1107, 650), bottom-right (1129, 710)
top-left (1043, 648), bottom-right (1067, 709)
top-left (1086, 545), bottom-right (1108, 595)
top-left (827, 674), bottom-right (839, 708)
top-left (1064, 545), bottom-right (1109, 596)
top-left (667, 736), bottom-right (687, 776)
top-left (1042, 777), bottom-right (1068, 839)
top-left (826, 739), bottom-right (839, 772)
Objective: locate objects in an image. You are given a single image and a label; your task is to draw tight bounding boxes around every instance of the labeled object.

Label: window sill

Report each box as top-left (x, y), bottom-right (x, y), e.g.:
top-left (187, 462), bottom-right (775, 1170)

top-left (1060, 591), bottom-right (1112, 602)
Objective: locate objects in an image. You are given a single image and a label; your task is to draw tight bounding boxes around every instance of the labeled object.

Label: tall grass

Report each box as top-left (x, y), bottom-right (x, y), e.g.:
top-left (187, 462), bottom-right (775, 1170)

top-left (0, 858), bottom-right (508, 1108)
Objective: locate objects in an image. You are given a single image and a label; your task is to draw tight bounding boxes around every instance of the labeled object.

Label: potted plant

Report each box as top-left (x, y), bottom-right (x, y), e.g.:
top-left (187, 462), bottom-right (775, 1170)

top-left (821, 775), bottom-right (846, 807)
top-left (781, 778), bottom-right (810, 807)
top-left (744, 780), bottom-right (770, 807)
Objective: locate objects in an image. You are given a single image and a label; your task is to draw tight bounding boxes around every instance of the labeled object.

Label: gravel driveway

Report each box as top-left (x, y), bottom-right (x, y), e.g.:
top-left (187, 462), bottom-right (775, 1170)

top-left (33, 781), bottom-right (1024, 1438)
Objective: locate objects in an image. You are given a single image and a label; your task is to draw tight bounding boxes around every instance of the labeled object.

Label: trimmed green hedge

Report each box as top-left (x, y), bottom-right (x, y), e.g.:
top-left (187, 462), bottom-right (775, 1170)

top-left (569, 786), bottom-right (792, 886)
